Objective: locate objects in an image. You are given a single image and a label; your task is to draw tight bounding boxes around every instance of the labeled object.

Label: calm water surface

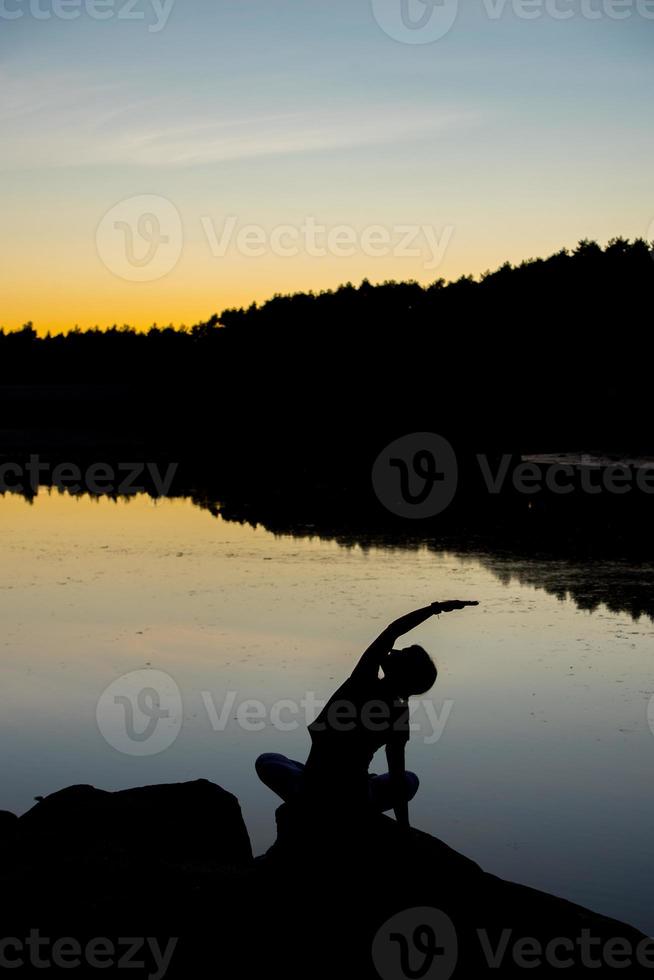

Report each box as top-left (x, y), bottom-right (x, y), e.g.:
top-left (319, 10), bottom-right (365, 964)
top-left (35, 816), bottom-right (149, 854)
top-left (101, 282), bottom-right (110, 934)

top-left (1, 492), bottom-right (653, 933)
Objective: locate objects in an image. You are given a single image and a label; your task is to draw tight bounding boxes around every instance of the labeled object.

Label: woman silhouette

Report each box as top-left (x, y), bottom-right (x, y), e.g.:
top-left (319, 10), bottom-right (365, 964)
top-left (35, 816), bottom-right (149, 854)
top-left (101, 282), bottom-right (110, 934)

top-left (256, 600), bottom-right (478, 829)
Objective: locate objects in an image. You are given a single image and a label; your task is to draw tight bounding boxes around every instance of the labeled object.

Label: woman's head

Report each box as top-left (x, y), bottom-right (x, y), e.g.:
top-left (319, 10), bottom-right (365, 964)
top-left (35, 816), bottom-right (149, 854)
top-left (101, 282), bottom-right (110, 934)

top-left (383, 645), bottom-right (437, 698)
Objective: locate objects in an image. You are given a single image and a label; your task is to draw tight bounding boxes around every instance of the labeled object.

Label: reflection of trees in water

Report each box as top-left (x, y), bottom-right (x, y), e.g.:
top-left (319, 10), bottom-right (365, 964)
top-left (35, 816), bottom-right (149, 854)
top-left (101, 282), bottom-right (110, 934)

top-left (3, 482), bottom-right (654, 624)
top-left (198, 495), bottom-right (654, 624)
top-left (473, 556), bottom-right (654, 623)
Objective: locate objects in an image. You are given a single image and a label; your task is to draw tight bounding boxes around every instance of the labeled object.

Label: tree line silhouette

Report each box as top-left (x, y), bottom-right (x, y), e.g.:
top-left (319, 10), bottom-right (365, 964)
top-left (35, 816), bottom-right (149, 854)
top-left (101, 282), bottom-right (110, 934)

top-left (3, 237), bottom-right (652, 397)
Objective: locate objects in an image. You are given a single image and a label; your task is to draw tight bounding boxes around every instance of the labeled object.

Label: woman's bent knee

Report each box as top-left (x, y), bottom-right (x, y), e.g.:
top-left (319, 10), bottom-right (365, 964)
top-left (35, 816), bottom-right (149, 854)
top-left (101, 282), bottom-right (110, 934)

top-left (255, 753), bottom-right (281, 777)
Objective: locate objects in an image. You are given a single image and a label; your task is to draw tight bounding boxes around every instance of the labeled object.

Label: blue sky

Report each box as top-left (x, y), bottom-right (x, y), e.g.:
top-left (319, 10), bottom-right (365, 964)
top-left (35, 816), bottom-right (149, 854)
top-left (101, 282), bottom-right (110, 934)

top-left (1, 0), bottom-right (652, 330)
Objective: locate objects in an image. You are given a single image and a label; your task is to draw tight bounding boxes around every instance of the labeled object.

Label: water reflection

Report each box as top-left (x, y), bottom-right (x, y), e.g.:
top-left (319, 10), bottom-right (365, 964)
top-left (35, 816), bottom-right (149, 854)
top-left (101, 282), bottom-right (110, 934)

top-left (478, 554), bottom-right (654, 623)
top-left (3, 482), bottom-right (654, 623)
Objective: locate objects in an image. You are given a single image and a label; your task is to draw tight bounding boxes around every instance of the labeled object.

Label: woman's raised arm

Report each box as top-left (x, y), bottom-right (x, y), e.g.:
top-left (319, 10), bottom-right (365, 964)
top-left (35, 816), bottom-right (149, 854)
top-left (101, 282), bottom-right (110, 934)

top-left (351, 601), bottom-right (478, 680)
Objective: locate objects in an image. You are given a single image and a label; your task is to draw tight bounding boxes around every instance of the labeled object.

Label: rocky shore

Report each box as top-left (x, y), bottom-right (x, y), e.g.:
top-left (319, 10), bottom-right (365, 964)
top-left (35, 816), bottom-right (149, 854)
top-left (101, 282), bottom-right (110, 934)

top-left (0, 780), bottom-right (650, 977)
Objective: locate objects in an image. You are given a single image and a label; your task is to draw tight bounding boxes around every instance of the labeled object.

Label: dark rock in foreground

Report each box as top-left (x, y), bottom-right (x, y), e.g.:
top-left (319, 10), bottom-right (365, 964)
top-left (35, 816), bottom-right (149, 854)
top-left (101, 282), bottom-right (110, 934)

top-left (0, 781), bottom-right (649, 977)
top-left (16, 779), bottom-right (252, 870)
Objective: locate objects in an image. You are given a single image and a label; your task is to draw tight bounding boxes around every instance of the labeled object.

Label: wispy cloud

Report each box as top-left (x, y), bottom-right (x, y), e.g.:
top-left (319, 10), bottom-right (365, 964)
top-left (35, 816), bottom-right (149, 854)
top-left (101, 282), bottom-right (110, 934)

top-left (0, 69), bottom-right (472, 170)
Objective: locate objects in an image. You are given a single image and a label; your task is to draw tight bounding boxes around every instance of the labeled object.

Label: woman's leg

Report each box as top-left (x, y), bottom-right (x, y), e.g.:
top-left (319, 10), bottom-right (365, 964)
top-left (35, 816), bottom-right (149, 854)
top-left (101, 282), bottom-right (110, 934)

top-left (368, 771), bottom-right (420, 813)
top-left (255, 753), bottom-right (306, 803)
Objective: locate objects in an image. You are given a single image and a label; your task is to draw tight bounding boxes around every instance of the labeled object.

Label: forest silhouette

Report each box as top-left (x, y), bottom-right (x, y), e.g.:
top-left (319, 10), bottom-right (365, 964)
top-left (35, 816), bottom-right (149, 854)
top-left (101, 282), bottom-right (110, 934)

top-left (2, 238), bottom-right (652, 402)
top-left (3, 237), bottom-right (653, 440)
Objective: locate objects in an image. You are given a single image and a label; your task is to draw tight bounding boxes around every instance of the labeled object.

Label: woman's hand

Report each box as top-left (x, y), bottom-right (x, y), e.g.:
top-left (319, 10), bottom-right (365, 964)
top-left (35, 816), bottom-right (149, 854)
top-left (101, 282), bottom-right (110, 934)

top-left (431, 600), bottom-right (479, 614)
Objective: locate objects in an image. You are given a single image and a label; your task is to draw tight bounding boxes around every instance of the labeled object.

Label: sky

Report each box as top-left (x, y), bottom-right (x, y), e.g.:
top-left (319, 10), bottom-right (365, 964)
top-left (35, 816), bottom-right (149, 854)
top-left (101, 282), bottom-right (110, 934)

top-left (1, 0), bottom-right (653, 333)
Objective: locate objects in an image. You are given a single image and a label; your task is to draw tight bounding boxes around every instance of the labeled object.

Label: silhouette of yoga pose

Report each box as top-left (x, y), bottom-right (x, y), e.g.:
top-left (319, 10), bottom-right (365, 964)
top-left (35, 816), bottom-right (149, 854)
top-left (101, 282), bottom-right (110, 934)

top-left (256, 600), bottom-right (478, 829)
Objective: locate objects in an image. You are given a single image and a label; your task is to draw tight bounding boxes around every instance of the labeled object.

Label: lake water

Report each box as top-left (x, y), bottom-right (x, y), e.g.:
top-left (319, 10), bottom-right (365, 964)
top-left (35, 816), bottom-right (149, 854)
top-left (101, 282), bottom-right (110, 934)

top-left (1, 491), bottom-right (653, 934)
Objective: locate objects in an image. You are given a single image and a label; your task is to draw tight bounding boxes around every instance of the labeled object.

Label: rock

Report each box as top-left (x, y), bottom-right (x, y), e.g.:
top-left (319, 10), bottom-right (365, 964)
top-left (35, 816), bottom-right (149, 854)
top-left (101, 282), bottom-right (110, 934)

top-left (0, 780), bottom-right (254, 978)
top-left (255, 805), bottom-right (652, 977)
top-left (0, 809), bottom-right (18, 840)
top-left (17, 779), bottom-right (252, 870)
top-left (0, 784), bottom-right (649, 977)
